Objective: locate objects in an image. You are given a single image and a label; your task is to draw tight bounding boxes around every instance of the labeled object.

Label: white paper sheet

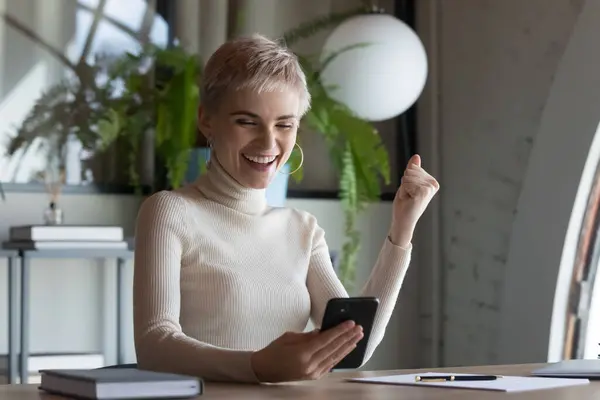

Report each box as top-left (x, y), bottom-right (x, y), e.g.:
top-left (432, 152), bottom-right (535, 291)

top-left (348, 372), bottom-right (590, 392)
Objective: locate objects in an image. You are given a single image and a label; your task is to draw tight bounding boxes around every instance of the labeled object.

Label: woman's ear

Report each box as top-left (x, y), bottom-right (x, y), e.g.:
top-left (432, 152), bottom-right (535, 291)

top-left (197, 105), bottom-right (211, 137)
top-left (197, 106), bottom-right (212, 146)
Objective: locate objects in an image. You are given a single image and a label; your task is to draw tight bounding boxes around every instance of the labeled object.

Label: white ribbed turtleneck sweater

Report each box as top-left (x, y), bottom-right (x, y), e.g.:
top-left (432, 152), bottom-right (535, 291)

top-left (133, 158), bottom-right (412, 383)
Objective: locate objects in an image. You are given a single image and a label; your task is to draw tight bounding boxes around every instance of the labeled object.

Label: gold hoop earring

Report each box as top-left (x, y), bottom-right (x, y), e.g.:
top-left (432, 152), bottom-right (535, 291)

top-left (279, 143), bottom-right (304, 175)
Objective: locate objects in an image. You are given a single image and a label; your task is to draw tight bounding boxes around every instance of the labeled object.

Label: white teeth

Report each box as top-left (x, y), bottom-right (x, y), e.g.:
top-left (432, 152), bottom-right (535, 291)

top-left (243, 154), bottom-right (277, 164)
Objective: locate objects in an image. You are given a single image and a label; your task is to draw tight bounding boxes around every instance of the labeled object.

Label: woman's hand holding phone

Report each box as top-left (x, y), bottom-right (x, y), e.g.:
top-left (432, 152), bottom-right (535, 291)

top-left (250, 321), bottom-right (363, 383)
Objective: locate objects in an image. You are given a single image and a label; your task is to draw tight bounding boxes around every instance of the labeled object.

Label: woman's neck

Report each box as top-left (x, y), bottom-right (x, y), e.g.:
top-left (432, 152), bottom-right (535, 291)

top-left (194, 155), bottom-right (268, 215)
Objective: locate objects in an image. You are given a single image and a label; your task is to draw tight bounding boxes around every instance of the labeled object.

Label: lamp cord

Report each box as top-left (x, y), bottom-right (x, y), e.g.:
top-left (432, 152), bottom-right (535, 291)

top-left (362, 0), bottom-right (384, 13)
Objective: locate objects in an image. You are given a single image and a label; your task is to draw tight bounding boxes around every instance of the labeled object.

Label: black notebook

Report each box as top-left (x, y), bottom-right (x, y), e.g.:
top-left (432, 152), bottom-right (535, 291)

top-left (38, 368), bottom-right (202, 399)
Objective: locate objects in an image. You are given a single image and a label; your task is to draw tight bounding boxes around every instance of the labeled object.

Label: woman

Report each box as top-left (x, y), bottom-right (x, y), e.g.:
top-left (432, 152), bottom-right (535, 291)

top-left (133, 33), bottom-right (439, 384)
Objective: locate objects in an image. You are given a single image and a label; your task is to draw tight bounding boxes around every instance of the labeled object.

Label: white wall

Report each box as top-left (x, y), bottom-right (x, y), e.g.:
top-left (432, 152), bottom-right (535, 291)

top-left (499, 0), bottom-right (600, 364)
top-left (0, 193), bottom-right (140, 360)
top-left (416, 0), bottom-right (597, 367)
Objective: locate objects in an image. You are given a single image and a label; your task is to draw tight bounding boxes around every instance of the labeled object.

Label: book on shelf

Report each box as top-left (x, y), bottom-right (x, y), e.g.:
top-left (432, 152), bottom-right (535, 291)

top-left (0, 352), bottom-right (104, 384)
top-left (39, 368), bottom-right (203, 399)
top-left (2, 240), bottom-right (129, 250)
top-left (9, 225), bottom-right (124, 242)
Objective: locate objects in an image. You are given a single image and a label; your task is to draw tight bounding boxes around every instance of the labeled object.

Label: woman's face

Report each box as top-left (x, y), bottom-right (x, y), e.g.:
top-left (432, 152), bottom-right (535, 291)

top-left (198, 87), bottom-right (300, 189)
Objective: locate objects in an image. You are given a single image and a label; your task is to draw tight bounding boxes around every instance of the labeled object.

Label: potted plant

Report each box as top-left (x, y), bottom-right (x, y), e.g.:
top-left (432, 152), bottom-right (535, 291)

top-left (94, 44), bottom-right (202, 192)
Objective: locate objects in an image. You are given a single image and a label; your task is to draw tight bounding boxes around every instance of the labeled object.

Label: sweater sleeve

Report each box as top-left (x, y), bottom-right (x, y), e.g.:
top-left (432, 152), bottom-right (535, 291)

top-left (133, 191), bottom-right (259, 383)
top-left (305, 218), bottom-right (412, 365)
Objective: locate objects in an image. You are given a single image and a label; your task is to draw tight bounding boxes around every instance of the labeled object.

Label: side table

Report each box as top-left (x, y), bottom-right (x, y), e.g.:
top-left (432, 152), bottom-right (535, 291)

top-left (1, 250), bottom-right (19, 384)
top-left (6, 248), bottom-right (133, 384)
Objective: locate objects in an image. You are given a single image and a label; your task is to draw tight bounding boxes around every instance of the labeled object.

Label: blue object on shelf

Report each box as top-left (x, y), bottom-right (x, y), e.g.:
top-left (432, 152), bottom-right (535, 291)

top-left (186, 147), bottom-right (290, 207)
top-left (185, 147), bottom-right (211, 184)
top-left (265, 163), bottom-right (290, 208)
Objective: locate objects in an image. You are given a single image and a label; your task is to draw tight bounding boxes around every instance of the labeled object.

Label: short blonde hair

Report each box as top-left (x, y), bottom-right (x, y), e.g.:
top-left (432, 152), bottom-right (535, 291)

top-left (201, 34), bottom-right (311, 117)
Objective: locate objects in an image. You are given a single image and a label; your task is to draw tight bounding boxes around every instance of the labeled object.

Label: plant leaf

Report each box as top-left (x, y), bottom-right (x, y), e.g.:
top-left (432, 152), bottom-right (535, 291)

top-left (282, 6), bottom-right (368, 47)
top-left (317, 42), bottom-right (371, 80)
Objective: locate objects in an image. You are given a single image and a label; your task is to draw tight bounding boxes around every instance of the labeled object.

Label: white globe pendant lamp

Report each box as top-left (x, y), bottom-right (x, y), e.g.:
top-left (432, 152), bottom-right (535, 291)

top-left (319, 7), bottom-right (428, 122)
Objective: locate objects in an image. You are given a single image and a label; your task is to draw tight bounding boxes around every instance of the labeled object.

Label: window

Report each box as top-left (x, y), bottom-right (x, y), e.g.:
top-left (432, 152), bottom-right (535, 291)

top-left (0, 0), bottom-right (170, 188)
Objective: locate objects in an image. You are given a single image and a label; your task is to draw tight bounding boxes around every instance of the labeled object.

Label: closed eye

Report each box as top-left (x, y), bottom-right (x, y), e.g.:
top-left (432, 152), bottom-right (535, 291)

top-left (236, 119), bottom-right (294, 129)
top-left (236, 119), bottom-right (257, 126)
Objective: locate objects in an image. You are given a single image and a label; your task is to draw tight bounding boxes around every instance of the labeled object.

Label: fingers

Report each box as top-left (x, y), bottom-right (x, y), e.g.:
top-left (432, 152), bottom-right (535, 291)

top-left (325, 343), bottom-right (358, 374)
top-left (313, 329), bottom-right (363, 374)
top-left (257, 326), bottom-right (362, 383)
top-left (280, 323), bottom-right (359, 382)
top-left (401, 175), bottom-right (439, 191)
top-left (310, 325), bottom-right (363, 365)
top-left (404, 166), bottom-right (427, 176)
top-left (301, 328), bottom-right (363, 380)
top-left (313, 345), bottom-right (356, 378)
top-left (306, 320), bottom-right (356, 353)
top-left (408, 154), bottom-right (421, 168)
top-left (306, 328), bottom-right (320, 336)
top-left (403, 167), bottom-right (440, 190)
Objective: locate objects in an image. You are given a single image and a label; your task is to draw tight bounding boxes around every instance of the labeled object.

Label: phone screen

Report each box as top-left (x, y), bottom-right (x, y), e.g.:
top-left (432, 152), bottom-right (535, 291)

top-left (320, 297), bottom-right (379, 369)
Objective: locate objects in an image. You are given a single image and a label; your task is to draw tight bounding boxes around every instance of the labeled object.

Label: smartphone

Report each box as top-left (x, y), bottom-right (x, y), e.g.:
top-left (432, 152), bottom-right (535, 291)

top-left (320, 296), bottom-right (379, 369)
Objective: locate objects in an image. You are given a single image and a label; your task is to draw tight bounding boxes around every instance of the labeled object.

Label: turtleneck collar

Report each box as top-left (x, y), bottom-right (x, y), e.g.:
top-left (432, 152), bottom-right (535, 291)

top-left (194, 154), bottom-right (268, 215)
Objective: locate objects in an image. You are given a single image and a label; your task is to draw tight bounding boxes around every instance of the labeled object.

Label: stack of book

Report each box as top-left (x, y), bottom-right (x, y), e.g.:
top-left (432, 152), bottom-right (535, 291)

top-left (3, 225), bottom-right (128, 250)
top-left (0, 352), bottom-right (105, 384)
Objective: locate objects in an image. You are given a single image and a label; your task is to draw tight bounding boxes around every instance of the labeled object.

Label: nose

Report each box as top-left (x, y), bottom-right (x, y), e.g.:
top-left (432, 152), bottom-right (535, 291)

top-left (258, 126), bottom-right (277, 149)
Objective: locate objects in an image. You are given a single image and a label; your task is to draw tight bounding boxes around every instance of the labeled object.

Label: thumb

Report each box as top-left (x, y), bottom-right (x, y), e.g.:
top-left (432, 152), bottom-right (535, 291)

top-left (408, 154), bottom-right (421, 168)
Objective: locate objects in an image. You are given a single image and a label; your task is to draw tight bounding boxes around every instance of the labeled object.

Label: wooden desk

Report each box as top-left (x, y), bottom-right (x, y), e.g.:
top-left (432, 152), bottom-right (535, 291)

top-left (1, 363), bottom-right (598, 399)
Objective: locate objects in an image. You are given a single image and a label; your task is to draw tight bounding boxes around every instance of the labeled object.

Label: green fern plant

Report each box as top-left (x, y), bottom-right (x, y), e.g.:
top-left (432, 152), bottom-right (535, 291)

top-left (299, 58), bottom-right (390, 292)
top-left (96, 44), bottom-right (203, 191)
top-left (5, 45), bottom-right (202, 193)
top-left (4, 57), bottom-right (125, 180)
top-left (282, 8), bottom-right (391, 292)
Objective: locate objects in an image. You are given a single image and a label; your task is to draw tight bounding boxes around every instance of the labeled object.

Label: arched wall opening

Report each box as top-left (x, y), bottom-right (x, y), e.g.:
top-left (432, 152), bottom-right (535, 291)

top-left (498, 0), bottom-right (600, 364)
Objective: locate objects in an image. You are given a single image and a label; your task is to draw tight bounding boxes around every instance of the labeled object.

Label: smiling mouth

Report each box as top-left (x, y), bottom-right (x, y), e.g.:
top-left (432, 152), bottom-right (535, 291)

top-left (242, 154), bottom-right (278, 164)
top-left (242, 154), bottom-right (280, 172)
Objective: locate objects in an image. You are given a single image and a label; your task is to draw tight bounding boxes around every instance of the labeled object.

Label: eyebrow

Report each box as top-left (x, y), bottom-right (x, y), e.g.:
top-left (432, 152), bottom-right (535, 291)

top-left (229, 111), bottom-right (297, 120)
